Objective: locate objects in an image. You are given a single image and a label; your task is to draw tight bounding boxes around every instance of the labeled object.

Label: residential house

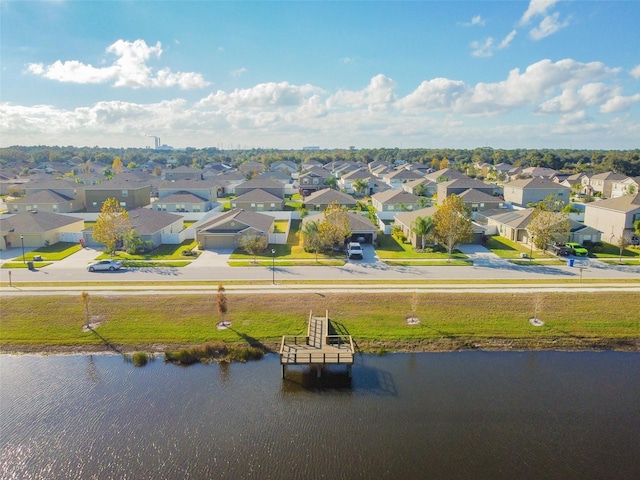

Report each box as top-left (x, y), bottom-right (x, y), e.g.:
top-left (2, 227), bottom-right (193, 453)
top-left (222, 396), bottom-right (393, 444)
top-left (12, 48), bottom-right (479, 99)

top-left (164, 166), bottom-right (203, 181)
top-left (520, 167), bottom-right (558, 178)
top-left (610, 176), bottom-right (639, 198)
top-left (270, 160), bottom-right (298, 174)
top-left (303, 210), bottom-right (378, 244)
top-left (457, 189), bottom-right (504, 214)
top-left (503, 177), bottom-right (570, 207)
top-left (436, 178), bottom-right (495, 205)
top-left (299, 166), bottom-right (332, 194)
top-left (234, 177), bottom-right (285, 199)
top-left (403, 177), bottom-right (438, 197)
top-left (381, 168), bottom-right (423, 190)
top-left (425, 168), bottom-right (469, 183)
top-left (584, 193), bottom-right (640, 243)
top-left (337, 168), bottom-right (374, 194)
top-left (394, 207), bottom-right (438, 247)
top-left (7, 189), bottom-right (84, 214)
top-left (475, 209), bottom-right (534, 243)
top-left (83, 174), bottom-right (154, 212)
top-left (303, 188), bottom-right (357, 211)
top-left (211, 171), bottom-right (246, 195)
top-left (583, 172), bottom-right (629, 198)
top-left (0, 211), bottom-right (84, 250)
top-left (237, 161), bottom-right (264, 178)
top-left (559, 173), bottom-right (587, 191)
top-left (196, 208), bottom-right (275, 249)
top-left (231, 189), bottom-right (284, 211)
top-left (371, 190), bottom-right (421, 212)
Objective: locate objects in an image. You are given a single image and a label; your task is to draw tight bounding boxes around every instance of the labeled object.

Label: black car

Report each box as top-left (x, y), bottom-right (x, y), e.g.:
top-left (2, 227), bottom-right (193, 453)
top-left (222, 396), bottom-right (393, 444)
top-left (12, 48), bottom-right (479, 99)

top-left (552, 244), bottom-right (572, 256)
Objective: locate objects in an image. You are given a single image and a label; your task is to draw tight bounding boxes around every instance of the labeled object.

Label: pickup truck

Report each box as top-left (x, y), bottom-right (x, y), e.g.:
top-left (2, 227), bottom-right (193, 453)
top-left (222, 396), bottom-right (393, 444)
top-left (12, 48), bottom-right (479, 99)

top-left (347, 242), bottom-right (363, 259)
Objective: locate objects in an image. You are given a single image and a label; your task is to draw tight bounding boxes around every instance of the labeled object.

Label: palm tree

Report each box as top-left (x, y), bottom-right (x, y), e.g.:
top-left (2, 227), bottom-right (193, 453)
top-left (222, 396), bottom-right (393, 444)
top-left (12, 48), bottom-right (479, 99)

top-left (411, 216), bottom-right (434, 250)
top-left (301, 220), bottom-right (324, 261)
top-left (352, 178), bottom-right (369, 197)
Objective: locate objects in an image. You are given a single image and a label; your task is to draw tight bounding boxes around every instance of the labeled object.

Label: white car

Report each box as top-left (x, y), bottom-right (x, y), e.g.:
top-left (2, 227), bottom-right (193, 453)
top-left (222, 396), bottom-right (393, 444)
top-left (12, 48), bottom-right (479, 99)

top-left (87, 259), bottom-right (123, 272)
top-left (347, 242), bottom-right (363, 259)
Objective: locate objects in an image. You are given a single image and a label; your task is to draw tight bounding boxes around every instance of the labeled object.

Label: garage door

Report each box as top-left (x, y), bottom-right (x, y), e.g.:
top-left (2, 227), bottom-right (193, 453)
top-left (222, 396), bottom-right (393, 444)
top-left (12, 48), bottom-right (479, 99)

top-left (201, 234), bottom-right (237, 249)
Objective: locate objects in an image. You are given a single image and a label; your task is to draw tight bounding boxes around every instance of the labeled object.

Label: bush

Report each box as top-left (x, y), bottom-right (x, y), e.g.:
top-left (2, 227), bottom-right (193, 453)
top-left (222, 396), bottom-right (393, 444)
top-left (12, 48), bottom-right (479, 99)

top-left (583, 240), bottom-right (603, 253)
top-left (164, 342), bottom-right (265, 365)
top-left (181, 249), bottom-right (196, 257)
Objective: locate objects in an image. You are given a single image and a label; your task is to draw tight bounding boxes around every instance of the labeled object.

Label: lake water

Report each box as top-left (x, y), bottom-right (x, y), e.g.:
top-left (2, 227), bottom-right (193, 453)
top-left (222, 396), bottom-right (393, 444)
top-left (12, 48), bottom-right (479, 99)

top-left (1, 352), bottom-right (639, 480)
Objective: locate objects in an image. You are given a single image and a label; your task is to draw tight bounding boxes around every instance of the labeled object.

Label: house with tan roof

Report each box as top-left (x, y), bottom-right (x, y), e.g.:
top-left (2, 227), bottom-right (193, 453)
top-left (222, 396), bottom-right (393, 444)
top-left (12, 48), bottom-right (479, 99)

top-left (584, 193), bottom-right (640, 243)
top-left (503, 177), bottom-right (570, 207)
top-left (371, 190), bottom-right (420, 212)
top-left (231, 189), bottom-right (284, 211)
top-left (0, 211), bottom-right (85, 250)
top-left (582, 172), bottom-right (629, 198)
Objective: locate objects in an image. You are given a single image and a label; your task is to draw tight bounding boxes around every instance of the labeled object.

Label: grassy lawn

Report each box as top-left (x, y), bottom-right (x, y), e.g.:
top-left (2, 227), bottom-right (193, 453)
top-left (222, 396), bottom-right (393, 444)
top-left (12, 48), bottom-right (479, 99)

top-left (592, 242), bottom-right (640, 259)
top-left (97, 240), bottom-right (199, 261)
top-left (376, 234), bottom-right (467, 259)
top-left (273, 219), bottom-right (288, 233)
top-left (485, 235), bottom-right (553, 259)
top-left (1, 292), bottom-right (637, 352)
top-left (2, 242), bottom-right (82, 268)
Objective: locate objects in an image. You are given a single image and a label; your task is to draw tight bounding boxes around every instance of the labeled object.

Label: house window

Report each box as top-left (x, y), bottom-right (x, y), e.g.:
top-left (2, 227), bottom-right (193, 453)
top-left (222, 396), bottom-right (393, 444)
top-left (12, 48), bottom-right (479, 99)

top-left (26, 205), bottom-right (32, 211)
top-left (251, 203), bottom-right (256, 208)
top-left (122, 190), bottom-right (128, 197)
top-left (193, 207), bottom-right (200, 212)
top-left (270, 203), bottom-right (275, 208)
top-left (92, 202), bottom-right (98, 207)
top-left (120, 202), bottom-right (126, 207)
top-left (53, 205), bottom-right (58, 212)
top-left (232, 203), bottom-right (237, 208)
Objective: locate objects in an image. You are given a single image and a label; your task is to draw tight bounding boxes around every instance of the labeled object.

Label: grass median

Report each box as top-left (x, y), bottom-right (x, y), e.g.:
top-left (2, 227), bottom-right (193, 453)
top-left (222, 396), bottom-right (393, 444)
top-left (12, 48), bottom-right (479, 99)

top-left (1, 291), bottom-right (638, 354)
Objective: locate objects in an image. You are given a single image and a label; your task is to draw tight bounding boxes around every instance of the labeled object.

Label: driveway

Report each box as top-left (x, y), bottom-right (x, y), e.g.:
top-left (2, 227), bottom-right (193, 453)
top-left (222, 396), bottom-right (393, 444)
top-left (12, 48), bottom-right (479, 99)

top-left (456, 244), bottom-right (508, 267)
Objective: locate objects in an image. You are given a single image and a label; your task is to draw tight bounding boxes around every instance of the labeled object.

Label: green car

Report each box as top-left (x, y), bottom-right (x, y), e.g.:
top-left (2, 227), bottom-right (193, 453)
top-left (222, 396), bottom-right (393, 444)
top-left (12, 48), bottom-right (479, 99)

top-left (565, 242), bottom-right (588, 256)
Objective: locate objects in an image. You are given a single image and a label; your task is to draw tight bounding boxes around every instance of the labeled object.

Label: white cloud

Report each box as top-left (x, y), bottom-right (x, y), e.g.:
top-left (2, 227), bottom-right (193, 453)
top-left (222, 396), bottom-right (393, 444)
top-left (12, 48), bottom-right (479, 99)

top-left (3, 58), bottom-right (637, 149)
top-left (499, 30), bottom-right (517, 49)
top-left (529, 12), bottom-right (570, 40)
top-left (26, 39), bottom-right (209, 89)
top-left (600, 94), bottom-right (640, 113)
top-left (230, 67), bottom-right (247, 77)
top-left (471, 38), bottom-right (494, 57)
top-left (461, 15), bottom-right (485, 27)
top-left (630, 65), bottom-right (640, 79)
top-left (520, 0), bottom-right (561, 25)
top-left (197, 81), bottom-right (323, 109)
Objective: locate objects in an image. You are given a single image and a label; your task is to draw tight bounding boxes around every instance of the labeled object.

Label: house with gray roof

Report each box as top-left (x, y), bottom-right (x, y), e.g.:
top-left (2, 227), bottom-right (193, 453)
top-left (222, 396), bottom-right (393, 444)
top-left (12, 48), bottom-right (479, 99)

top-left (7, 189), bottom-right (84, 214)
top-left (231, 189), bottom-right (284, 211)
top-left (371, 190), bottom-right (421, 212)
top-left (83, 174), bottom-right (154, 212)
top-left (583, 172), bottom-right (631, 198)
top-left (457, 189), bottom-right (504, 214)
top-left (196, 209), bottom-right (275, 249)
top-left (436, 178), bottom-right (495, 205)
top-left (303, 188), bottom-right (357, 211)
top-left (584, 193), bottom-right (640, 243)
top-left (503, 177), bottom-right (570, 207)
top-left (303, 210), bottom-right (378, 244)
top-left (234, 178), bottom-right (285, 198)
top-left (381, 168), bottom-right (423, 189)
top-left (394, 207), bottom-right (438, 247)
top-left (164, 166), bottom-right (203, 181)
top-left (403, 177), bottom-right (438, 197)
top-left (425, 168), bottom-right (469, 183)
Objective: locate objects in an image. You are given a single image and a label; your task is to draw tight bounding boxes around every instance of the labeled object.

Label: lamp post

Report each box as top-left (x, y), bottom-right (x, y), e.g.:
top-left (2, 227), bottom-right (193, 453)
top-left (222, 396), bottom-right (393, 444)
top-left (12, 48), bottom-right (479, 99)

top-left (529, 236), bottom-right (533, 262)
top-left (20, 235), bottom-right (25, 264)
top-left (271, 249), bottom-right (276, 285)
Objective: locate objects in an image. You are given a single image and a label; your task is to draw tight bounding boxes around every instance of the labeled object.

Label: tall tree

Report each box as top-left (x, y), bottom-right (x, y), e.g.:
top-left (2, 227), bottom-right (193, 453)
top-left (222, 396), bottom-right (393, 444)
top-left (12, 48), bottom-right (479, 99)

top-left (526, 205), bottom-right (570, 251)
top-left (318, 202), bottom-right (351, 249)
top-left (411, 216), bottom-right (434, 250)
top-left (112, 156), bottom-right (124, 174)
top-left (239, 233), bottom-right (268, 263)
top-left (433, 194), bottom-right (473, 261)
top-left (92, 198), bottom-right (131, 255)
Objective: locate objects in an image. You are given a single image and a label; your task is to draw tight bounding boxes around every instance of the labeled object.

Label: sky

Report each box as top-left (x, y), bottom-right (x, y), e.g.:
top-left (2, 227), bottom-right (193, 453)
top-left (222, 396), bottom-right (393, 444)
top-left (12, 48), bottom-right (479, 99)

top-left (1, 0), bottom-right (639, 151)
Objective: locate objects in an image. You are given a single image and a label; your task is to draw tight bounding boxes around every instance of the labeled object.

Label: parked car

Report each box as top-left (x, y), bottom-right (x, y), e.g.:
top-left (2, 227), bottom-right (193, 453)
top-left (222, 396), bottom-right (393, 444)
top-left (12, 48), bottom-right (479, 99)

top-left (552, 244), bottom-right (572, 257)
top-left (347, 242), bottom-right (363, 259)
top-left (87, 259), bottom-right (123, 272)
top-left (565, 242), bottom-right (589, 256)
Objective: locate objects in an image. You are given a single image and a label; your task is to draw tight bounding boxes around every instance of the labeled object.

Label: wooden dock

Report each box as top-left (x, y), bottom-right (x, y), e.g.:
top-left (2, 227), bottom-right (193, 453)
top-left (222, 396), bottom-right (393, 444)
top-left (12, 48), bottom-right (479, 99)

top-left (280, 310), bottom-right (355, 378)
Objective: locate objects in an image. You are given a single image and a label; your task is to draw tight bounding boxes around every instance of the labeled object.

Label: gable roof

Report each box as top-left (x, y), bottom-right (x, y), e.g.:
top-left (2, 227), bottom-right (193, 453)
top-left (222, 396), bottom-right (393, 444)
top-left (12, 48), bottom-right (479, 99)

top-left (236, 177), bottom-right (284, 190)
top-left (158, 191), bottom-right (208, 203)
top-left (197, 208), bottom-right (274, 234)
top-left (127, 208), bottom-right (183, 234)
top-left (425, 168), bottom-right (468, 182)
top-left (0, 211), bottom-right (82, 233)
top-left (457, 189), bottom-right (500, 202)
top-left (234, 188), bottom-right (283, 203)
top-left (304, 210), bottom-right (377, 232)
top-left (505, 177), bottom-right (570, 189)
top-left (477, 209), bottom-right (534, 229)
top-left (371, 189), bottom-right (420, 204)
top-left (584, 193), bottom-right (640, 213)
top-left (439, 177), bottom-right (493, 190)
top-left (394, 207), bottom-right (438, 227)
top-left (303, 188), bottom-right (357, 205)
top-left (11, 190), bottom-right (73, 204)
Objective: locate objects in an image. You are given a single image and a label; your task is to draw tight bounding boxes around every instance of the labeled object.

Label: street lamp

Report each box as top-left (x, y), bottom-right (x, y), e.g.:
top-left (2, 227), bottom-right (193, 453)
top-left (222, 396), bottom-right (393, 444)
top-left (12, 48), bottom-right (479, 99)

top-left (529, 235), bottom-right (534, 262)
top-left (271, 248), bottom-right (276, 285)
top-left (20, 235), bottom-right (25, 264)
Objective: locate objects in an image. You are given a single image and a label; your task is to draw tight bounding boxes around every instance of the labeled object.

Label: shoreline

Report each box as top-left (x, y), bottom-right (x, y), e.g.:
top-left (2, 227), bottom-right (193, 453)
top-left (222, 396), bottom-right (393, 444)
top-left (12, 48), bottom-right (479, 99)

top-left (2, 337), bottom-right (638, 356)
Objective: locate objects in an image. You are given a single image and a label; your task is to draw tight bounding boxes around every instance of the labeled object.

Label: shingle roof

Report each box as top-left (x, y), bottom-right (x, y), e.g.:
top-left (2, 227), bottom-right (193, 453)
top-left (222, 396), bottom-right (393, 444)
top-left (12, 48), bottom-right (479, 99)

top-left (127, 208), bottom-right (182, 234)
top-left (0, 211), bottom-right (82, 233)
top-left (197, 209), bottom-right (274, 233)
top-left (234, 189), bottom-right (283, 203)
top-left (11, 190), bottom-right (73, 204)
top-left (457, 189), bottom-right (499, 202)
top-left (303, 188), bottom-right (357, 205)
top-left (505, 177), bottom-right (569, 189)
top-left (584, 193), bottom-right (640, 213)
top-left (371, 189), bottom-right (419, 204)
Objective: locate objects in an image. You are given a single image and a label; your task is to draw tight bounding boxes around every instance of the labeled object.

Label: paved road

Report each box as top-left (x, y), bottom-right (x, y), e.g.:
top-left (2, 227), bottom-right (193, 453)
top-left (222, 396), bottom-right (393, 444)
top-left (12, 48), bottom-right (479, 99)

top-left (1, 244), bottom-right (639, 290)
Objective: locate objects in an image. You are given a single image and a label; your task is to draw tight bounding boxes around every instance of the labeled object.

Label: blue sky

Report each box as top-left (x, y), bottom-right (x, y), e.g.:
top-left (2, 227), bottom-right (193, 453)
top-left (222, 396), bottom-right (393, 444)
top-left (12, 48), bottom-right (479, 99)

top-left (1, 0), bottom-right (639, 150)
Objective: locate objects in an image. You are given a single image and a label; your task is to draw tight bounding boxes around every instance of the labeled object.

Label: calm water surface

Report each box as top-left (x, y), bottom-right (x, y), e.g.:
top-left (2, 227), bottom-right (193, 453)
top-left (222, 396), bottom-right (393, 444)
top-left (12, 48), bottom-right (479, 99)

top-left (1, 352), bottom-right (639, 480)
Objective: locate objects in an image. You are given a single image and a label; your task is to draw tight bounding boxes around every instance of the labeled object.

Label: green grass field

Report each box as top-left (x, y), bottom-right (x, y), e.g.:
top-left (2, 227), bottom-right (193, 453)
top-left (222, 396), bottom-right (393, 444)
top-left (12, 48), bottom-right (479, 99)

top-left (1, 291), bottom-right (637, 353)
